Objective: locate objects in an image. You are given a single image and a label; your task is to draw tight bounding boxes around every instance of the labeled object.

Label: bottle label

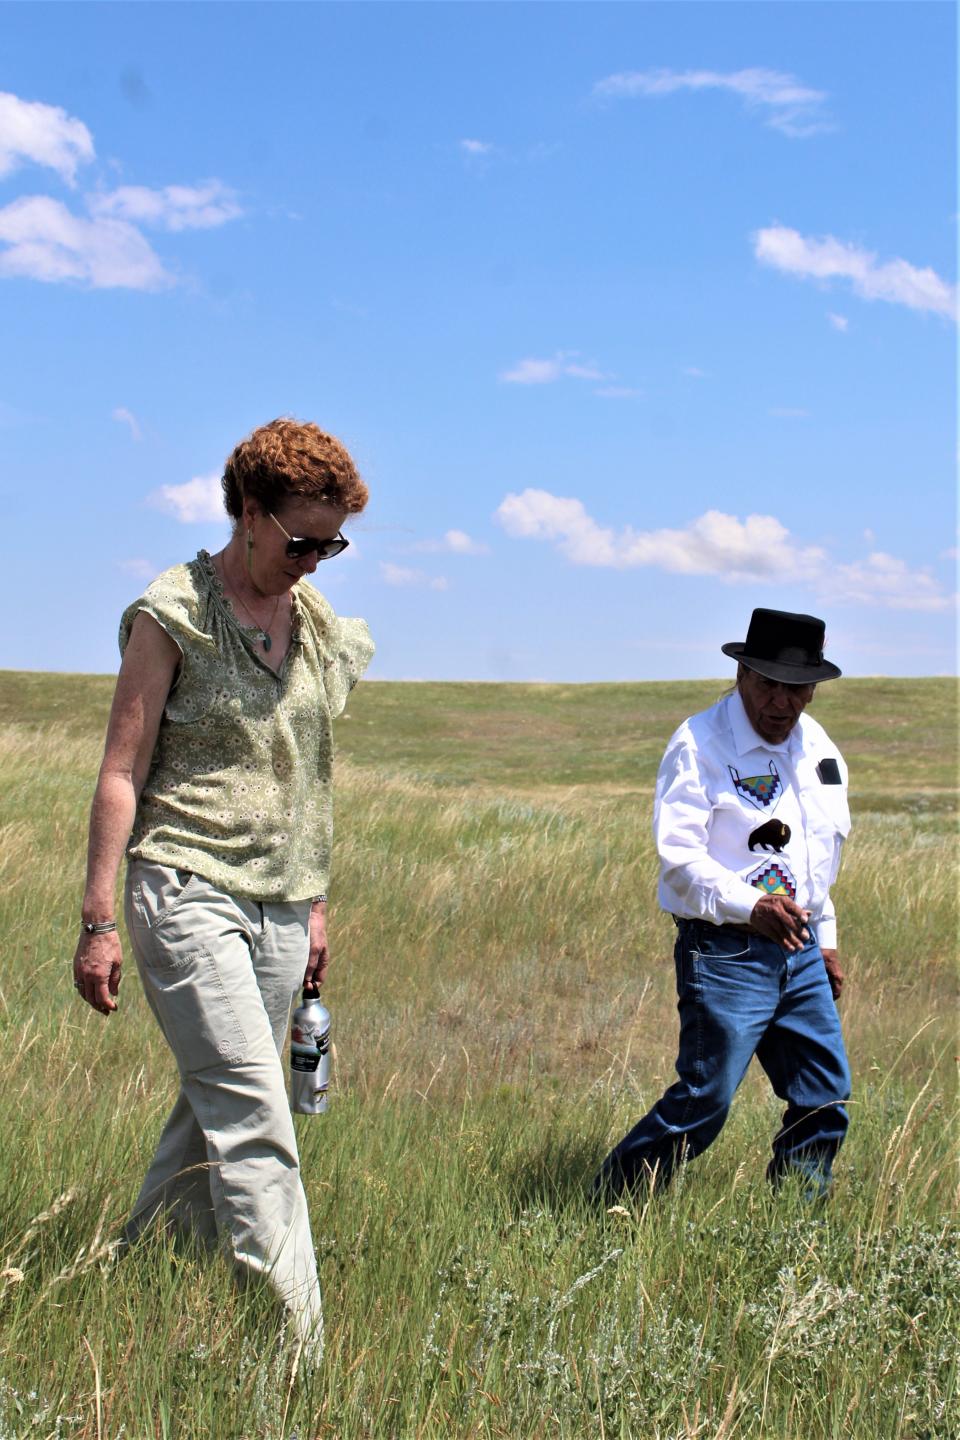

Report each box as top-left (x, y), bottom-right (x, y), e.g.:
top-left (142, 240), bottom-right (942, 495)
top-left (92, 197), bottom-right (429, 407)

top-left (291, 1021), bottom-right (330, 1051)
top-left (291, 1047), bottom-right (321, 1073)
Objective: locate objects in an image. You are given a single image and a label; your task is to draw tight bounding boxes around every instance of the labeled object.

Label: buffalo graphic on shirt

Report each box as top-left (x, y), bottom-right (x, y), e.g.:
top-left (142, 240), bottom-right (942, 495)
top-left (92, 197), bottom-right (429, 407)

top-left (748, 818), bottom-right (791, 852)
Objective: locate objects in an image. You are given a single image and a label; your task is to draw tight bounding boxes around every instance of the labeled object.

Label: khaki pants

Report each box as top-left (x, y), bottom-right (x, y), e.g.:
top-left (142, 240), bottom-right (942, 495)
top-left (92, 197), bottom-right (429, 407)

top-left (124, 861), bottom-right (323, 1360)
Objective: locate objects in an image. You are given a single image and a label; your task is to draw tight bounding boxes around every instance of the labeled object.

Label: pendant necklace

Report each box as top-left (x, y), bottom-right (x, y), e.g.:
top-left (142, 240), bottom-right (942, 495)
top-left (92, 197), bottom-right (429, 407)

top-left (225, 553), bottom-right (281, 651)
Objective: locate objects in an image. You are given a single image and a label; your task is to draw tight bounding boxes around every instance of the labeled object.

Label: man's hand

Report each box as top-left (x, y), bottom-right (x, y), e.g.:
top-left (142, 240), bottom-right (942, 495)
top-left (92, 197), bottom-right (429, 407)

top-left (750, 895), bottom-right (811, 952)
top-left (304, 901), bottom-right (330, 989)
top-left (821, 948), bottom-right (844, 1001)
top-left (73, 931), bottom-right (122, 1016)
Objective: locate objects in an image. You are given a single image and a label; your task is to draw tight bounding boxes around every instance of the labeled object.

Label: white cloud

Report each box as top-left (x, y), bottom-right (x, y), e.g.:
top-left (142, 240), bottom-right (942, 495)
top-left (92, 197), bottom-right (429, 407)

top-left (118, 557), bottom-right (156, 580)
top-left (820, 552), bottom-right (952, 612)
top-left (147, 472), bottom-right (224, 523)
top-left (112, 406), bottom-right (141, 440)
top-left (0, 196), bottom-right (169, 289)
top-left (458, 138), bottom-right (559, 167)
top-left (500, 350), bottom-right (609, 385)
top-left (828, 312), bottom-right (849, 332)
top-left (415, 529), bottom-right (489, 555)
top-left (500, 357), bottom-right (563, 385)
top-left (593, 67), bottom-right (829, 138)
top-left (88, 181), bottom-right (242, 232)
top-left (0, 91), bottom-right (94, 184)
top-left (0, 92), bottom-right (239, 290)
top-left (495, 488), bottom-right (952, 611)
top-left (497, 489), bottom-right (615, 564)
top-left (496, 489), bottom-right (825, 577)
top-left (564, 359), bottom-right (607, 381)
top-left (754, 225), bottom-right (958, 321)
top-left (381, 563), bottom-right (418, 585)
top-left (444, 529), bottom-right (487, 555)
top-left (381, 562), bottom-right (448, 590)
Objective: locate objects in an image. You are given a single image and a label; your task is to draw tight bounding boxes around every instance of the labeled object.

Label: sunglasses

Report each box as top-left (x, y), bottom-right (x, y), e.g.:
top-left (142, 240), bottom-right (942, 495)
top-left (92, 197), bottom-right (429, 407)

top-left (268, 511), bottom-right (350, 561)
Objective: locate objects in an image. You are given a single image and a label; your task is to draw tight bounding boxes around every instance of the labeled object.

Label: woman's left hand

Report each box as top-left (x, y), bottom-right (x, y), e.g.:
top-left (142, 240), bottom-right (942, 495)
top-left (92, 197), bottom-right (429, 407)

top-left (305, 901), bottom-right (330, 988)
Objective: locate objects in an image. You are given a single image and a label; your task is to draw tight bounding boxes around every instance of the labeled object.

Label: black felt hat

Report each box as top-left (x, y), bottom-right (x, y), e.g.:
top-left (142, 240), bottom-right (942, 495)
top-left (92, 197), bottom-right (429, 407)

top-left (721, 608), bottom-right (842, 684)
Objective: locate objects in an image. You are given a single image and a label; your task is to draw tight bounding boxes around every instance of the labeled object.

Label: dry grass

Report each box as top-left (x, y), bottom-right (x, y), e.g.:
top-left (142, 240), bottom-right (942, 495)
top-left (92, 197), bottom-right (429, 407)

top-left (0, 672), bottom-right (956, 1438)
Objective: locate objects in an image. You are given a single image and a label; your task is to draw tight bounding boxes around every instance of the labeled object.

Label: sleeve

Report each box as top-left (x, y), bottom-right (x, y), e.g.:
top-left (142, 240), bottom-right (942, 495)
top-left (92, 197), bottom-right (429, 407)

top-left (808, 735), bottom-right (850, 951)
top-left (653, 731), bottom-right (763, 926)
top-left (817, 895), bottom-right (838, 951)
top-left (321, 615), bottom-right (375, 719)
top-left (118, 570), bottom-right (215, 713)
top-left (289, 584), bottom-right (375, 719)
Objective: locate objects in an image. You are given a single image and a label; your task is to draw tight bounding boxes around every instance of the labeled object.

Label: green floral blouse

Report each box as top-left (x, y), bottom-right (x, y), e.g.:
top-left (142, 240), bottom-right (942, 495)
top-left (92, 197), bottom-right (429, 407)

top-left (119, 550), bottom-right (374, 901)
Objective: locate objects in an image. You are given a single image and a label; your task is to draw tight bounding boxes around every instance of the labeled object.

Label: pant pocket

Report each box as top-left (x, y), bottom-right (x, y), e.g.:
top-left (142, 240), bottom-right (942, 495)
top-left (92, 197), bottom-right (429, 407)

top-left (126, 867), bottom-right (250, 1072)
top-left (138, 943), bottom-right (248, 1072)
top-left (694, 927), bottom-right (752, 962)
top-left (128, 862), bottom-right (198, 930)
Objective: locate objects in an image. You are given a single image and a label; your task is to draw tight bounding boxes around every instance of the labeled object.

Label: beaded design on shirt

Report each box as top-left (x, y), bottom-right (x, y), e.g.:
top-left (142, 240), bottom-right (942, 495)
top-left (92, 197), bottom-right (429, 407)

top-left (747, 858), bottom-right (797, 899)
top-left (728, 762), bottom-right (782, 811)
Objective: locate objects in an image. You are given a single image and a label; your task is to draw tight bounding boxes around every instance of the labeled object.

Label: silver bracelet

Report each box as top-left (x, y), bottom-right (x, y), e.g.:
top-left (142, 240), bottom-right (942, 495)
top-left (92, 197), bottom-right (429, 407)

top-left (82, 920), bottom-right (118, 935)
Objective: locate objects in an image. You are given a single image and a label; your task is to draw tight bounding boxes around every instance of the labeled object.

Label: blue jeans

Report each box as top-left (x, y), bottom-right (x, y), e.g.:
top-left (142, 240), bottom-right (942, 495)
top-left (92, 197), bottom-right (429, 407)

top-left (594, 920), bottom-right (851, 1200)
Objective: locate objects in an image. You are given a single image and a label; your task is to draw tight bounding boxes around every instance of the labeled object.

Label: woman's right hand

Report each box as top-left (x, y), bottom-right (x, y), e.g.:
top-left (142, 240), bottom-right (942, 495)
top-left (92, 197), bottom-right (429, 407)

top-left (73, 931), bottom-right (123, 1015)
top-left (73, 609), bottom-right (180, 1020)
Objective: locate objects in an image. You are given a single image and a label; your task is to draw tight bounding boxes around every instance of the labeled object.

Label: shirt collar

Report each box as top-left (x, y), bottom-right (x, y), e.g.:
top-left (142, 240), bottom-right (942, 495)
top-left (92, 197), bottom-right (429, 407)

top-left (727, 688), bottom-right (801, 757)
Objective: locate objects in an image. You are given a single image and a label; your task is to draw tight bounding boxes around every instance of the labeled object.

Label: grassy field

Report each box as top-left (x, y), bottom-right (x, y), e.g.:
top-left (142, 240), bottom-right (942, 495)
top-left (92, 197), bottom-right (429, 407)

top-left (0, 671), bottom-right (956, 1439)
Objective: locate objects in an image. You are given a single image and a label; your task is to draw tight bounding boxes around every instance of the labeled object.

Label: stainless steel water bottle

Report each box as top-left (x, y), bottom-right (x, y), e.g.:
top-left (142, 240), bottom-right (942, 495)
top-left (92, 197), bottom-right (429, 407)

top-left (290, 987), bottom-right (331, 1115)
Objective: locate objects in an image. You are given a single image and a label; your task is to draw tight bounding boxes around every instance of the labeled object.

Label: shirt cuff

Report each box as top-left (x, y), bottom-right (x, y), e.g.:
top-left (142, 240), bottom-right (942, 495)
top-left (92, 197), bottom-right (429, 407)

top-left (721, 882), bottom-right (766, 927)
top-left (816, 915), bottom-right (838, 949)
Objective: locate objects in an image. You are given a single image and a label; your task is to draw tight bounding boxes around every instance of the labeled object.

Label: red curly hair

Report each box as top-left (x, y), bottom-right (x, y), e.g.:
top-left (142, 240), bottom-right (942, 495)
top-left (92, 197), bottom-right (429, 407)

top-left (222, 418), bottom-right (368, 520)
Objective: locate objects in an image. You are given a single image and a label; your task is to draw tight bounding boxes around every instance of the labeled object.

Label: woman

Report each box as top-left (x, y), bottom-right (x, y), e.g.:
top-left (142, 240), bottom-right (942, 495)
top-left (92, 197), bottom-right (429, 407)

top-left (72, 417), bottom-right (374, 1364)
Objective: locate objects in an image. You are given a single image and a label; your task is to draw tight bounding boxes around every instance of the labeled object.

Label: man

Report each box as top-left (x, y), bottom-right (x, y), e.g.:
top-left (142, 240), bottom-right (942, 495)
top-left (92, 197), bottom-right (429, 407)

top-left (595, 608), bottom-right (852, 1201)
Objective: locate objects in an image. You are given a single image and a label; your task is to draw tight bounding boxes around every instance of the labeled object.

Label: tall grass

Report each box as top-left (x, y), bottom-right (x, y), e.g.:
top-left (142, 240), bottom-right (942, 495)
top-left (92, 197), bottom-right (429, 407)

top-left (0, 676), bottom-right (956, 1438)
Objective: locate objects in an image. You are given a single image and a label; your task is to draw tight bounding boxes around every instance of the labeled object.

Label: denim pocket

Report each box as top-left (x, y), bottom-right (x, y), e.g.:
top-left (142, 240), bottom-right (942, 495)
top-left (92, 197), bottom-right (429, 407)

top-left (691, 926), bottom-right (752, 962)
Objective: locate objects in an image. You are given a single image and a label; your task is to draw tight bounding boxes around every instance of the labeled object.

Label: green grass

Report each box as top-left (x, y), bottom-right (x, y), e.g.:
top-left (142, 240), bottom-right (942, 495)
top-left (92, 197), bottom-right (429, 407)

top-left (5, 671), bottom-right (954, 804)
top-left (0, 670), bottom-right (956, 1439)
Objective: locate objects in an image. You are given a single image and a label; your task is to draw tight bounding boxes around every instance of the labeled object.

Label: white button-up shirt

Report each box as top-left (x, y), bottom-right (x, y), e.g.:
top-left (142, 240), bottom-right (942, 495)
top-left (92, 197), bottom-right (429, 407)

top-left (654, 690), bottom-right (850, 948)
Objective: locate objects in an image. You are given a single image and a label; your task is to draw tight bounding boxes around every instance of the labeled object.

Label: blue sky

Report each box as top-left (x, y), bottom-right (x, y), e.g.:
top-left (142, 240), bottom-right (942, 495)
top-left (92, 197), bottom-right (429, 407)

top-left (2, 2), bottom-right (955, 680)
